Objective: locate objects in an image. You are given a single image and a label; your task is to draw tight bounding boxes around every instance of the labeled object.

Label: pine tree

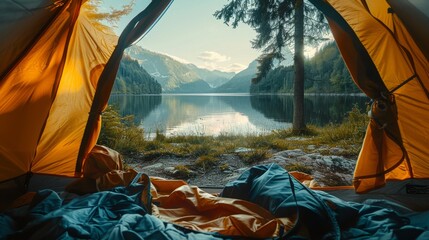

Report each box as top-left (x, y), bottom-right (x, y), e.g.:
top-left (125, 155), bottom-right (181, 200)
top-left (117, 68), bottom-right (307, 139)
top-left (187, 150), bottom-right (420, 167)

top-left (215, 0), bottom-right (329, 132)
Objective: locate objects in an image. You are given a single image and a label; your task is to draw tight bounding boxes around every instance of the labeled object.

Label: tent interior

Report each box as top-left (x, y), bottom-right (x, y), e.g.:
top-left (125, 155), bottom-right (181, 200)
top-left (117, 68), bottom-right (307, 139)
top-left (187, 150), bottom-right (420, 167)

top-left (1, 0), bottom-right (429, 239)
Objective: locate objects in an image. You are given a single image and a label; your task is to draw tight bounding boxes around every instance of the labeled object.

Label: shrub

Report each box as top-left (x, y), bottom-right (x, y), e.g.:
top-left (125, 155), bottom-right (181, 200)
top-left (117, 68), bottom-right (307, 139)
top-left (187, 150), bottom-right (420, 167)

top-left (274, 127), bottom-right (318, 138)
top-left (238, 149), bottom-right (271, 164)
top-left (174, 165), bottom-right (192, 178)
top-left (98, 105), bottom-right (145, 153)
top-left (319, 105), bottom-right (368, 145)
top-left (269, 138), bottom-right (290, 150)
top-left (189, 143), bottom-right (213, 157)
top-left (144, 140), bottom-right (164, 151)
top-left (195, 155), bottom-right (218, 170)
top-left (155, 129), bottom-right (166, 141)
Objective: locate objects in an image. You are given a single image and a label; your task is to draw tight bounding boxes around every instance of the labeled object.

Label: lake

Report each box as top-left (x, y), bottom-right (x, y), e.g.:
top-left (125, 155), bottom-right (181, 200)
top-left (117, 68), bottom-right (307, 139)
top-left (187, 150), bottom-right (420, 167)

top-left (108, 93), bottom-right (369, 139)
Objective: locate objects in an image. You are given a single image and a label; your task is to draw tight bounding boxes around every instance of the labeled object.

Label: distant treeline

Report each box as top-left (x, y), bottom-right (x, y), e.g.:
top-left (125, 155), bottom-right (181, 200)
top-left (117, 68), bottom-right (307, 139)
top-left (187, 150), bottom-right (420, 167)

top-left (112, 56), bottom-right (162, 94)
top-left (250, 42), bottom-right (359, 94)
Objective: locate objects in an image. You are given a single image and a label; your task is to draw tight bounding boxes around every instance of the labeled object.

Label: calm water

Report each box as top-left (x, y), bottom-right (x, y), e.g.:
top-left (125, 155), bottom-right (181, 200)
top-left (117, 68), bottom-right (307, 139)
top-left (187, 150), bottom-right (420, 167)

top-left (108, 93), bottom-right (369, 139)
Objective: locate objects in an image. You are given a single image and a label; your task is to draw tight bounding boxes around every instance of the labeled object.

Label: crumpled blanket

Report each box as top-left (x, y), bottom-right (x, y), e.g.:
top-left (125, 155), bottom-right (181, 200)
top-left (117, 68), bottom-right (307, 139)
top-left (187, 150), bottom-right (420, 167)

top-left (1, 163), bottom-right (428, 239)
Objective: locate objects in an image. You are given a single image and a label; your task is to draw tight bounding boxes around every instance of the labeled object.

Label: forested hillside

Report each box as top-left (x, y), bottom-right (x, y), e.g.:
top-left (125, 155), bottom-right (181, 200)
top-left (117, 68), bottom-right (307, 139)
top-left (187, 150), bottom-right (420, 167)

top-left (112, 56), bottom-right (162, 94)
top-left (125, 46), bottom-right (226, 93)
top-left (250, 42), bottom-right (359, 94)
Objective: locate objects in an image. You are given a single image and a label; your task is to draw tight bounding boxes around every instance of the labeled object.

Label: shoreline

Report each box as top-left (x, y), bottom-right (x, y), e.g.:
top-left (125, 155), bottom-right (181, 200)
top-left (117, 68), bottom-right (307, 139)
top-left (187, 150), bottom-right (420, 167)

top-left (110, 92), bottom-right (367, 97)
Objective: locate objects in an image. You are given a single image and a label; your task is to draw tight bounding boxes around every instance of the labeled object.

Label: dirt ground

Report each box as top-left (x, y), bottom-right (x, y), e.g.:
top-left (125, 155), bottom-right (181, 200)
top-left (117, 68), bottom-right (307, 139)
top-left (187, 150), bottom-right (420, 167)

top-left (126, 153), bottom-right (248, 188)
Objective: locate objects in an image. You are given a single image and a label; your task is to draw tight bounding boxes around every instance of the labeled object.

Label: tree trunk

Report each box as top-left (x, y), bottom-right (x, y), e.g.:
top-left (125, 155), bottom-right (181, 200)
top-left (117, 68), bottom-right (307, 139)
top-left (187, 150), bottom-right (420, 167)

top-left (293, 0), bottom-right (305, 132)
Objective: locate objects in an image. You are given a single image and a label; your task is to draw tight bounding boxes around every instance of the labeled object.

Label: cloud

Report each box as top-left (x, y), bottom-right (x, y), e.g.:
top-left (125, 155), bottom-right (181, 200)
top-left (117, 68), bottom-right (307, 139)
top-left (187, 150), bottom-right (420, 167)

top-left (198, 51), bottom-right (231, 62)
top-left (198, 62), bottom-right (246, 73)
top-left (162, 53), bottom-right (191, 64)
top-left (196, 51), bottom-right (246, 73)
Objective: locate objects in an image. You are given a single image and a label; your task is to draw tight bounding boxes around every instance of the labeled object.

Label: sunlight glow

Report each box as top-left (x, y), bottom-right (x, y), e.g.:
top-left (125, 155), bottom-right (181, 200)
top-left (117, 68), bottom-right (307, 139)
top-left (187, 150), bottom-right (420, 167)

top-left (164, 112), bottom-right (282, 137)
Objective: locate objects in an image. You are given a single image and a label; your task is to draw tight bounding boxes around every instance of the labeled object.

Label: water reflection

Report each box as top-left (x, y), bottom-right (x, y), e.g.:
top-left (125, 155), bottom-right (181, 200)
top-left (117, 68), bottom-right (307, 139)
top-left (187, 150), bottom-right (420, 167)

top-left (250, 94), bottom-right (369, 125)
top-left (108, 94), bottom-right (162, 121)
top-left (108, 94), bottom-right (369, 138)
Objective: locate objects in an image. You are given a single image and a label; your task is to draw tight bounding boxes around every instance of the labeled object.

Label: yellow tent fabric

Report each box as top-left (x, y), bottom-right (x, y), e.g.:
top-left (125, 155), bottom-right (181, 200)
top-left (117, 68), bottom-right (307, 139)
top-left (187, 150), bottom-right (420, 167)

top-left (310, 0), bottom-right (429, 192)
top-left (0, 0), bottom-right (172, 184)
top-left (0, 0), bottom-right (91, 181)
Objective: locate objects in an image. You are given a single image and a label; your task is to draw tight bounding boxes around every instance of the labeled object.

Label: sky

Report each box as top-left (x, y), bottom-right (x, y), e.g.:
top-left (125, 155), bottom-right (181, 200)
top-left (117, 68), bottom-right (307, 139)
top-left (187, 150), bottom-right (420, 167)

top-left (101, 0), bottom-right (261, 73)
top-left (101, 0), bottom-right (319, 73)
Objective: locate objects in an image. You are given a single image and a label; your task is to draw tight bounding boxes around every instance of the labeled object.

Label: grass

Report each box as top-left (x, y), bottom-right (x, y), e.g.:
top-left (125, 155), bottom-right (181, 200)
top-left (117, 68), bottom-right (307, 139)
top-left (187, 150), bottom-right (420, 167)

top-left (195, 155), bottom-right (219, 171)
top-left (173, 165), bottom-right (193, 179)
top-left (318, 105), bottom-right (368, 146)
top-left (238, 149), bottom-right (272, 164)
top-left (285, 163), bottom-right (313, 175)
top-left (99, 105), bottom-right (369, 170)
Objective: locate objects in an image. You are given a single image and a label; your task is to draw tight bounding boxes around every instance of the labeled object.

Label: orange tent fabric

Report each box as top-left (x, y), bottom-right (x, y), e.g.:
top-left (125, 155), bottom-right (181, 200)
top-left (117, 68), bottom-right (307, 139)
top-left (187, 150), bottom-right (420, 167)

top-left (310, 0), bottom-right (429, 192)
top-left (0, 0), bottom-right (173, 183)
top-left (150, 177), bottom-right (293, 238)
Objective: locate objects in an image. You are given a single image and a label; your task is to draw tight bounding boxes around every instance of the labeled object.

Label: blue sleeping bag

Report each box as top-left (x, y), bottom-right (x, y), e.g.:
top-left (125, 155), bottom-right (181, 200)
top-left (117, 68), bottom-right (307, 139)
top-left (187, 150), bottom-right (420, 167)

top-left (0, 174), bottom-right (229, 240)
top-left (220, 163), bottom-right (429, 239)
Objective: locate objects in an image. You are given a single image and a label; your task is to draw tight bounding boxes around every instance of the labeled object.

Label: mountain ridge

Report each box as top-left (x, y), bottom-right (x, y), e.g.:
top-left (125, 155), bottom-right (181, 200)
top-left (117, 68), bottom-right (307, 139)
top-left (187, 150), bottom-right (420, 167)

top-left (214, 60), bottom-right (258, 93)
top-left (125, 46), bottom-right (236, 93)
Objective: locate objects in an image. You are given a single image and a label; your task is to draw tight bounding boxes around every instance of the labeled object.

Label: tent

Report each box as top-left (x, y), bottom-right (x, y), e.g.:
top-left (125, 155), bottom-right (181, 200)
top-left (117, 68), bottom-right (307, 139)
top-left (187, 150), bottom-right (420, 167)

top-left (308, 0), bottom-right (429, 193)
top-left (0, 0), bottom-right (172, 191)
top-left (0, 0), bottom-right (429, 239)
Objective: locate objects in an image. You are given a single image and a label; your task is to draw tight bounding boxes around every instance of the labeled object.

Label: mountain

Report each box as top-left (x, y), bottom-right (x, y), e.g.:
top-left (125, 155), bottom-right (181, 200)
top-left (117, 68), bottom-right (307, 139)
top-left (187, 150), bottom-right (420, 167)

top-left (214, 60), bottom-right (258, 93)
top-left (186, 64), bottom-right (234, 88)
top-left (125, 45), bottom-right (233, 93)
top-left (112, 56), bottom-right (162, 94)
top-left (213, 48), bottom-right (293, 93)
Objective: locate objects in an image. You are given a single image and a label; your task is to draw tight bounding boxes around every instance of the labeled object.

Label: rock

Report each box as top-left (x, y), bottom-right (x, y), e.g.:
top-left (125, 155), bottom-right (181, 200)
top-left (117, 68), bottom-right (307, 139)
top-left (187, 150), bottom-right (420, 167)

top-left (315, 146), bottom-right (330, 153)
top-left (261, 156), bottom-right (287, 166)
top-left (234, 147), bottom-right (253, 153)
top-left (268, 155), bottom-right (288, 163)
top-left (320, 156), bottom-right (334, 166)
top-left (266, 149), bottom-right (357, 186)
top-left (142, 163), bottom-right (163, 169)
top-left (307, 153), bottom-right (322, 159)
top-left (225, 174), bottom-right (241, 182)
top-left (275, 149), bottom-right (306, 158)
top-left (330, 147), bottom-right (344, 154)
top-left (286, 137), bottom-right (308, 141)
top-left (330, 156), bottom-right (355, 174)
top-left (164, 167), bottom-right (176, 174)
top-left (297, 155), bottom-right (312, 163)
top-left (307, 145), bottom-right (316, 150)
